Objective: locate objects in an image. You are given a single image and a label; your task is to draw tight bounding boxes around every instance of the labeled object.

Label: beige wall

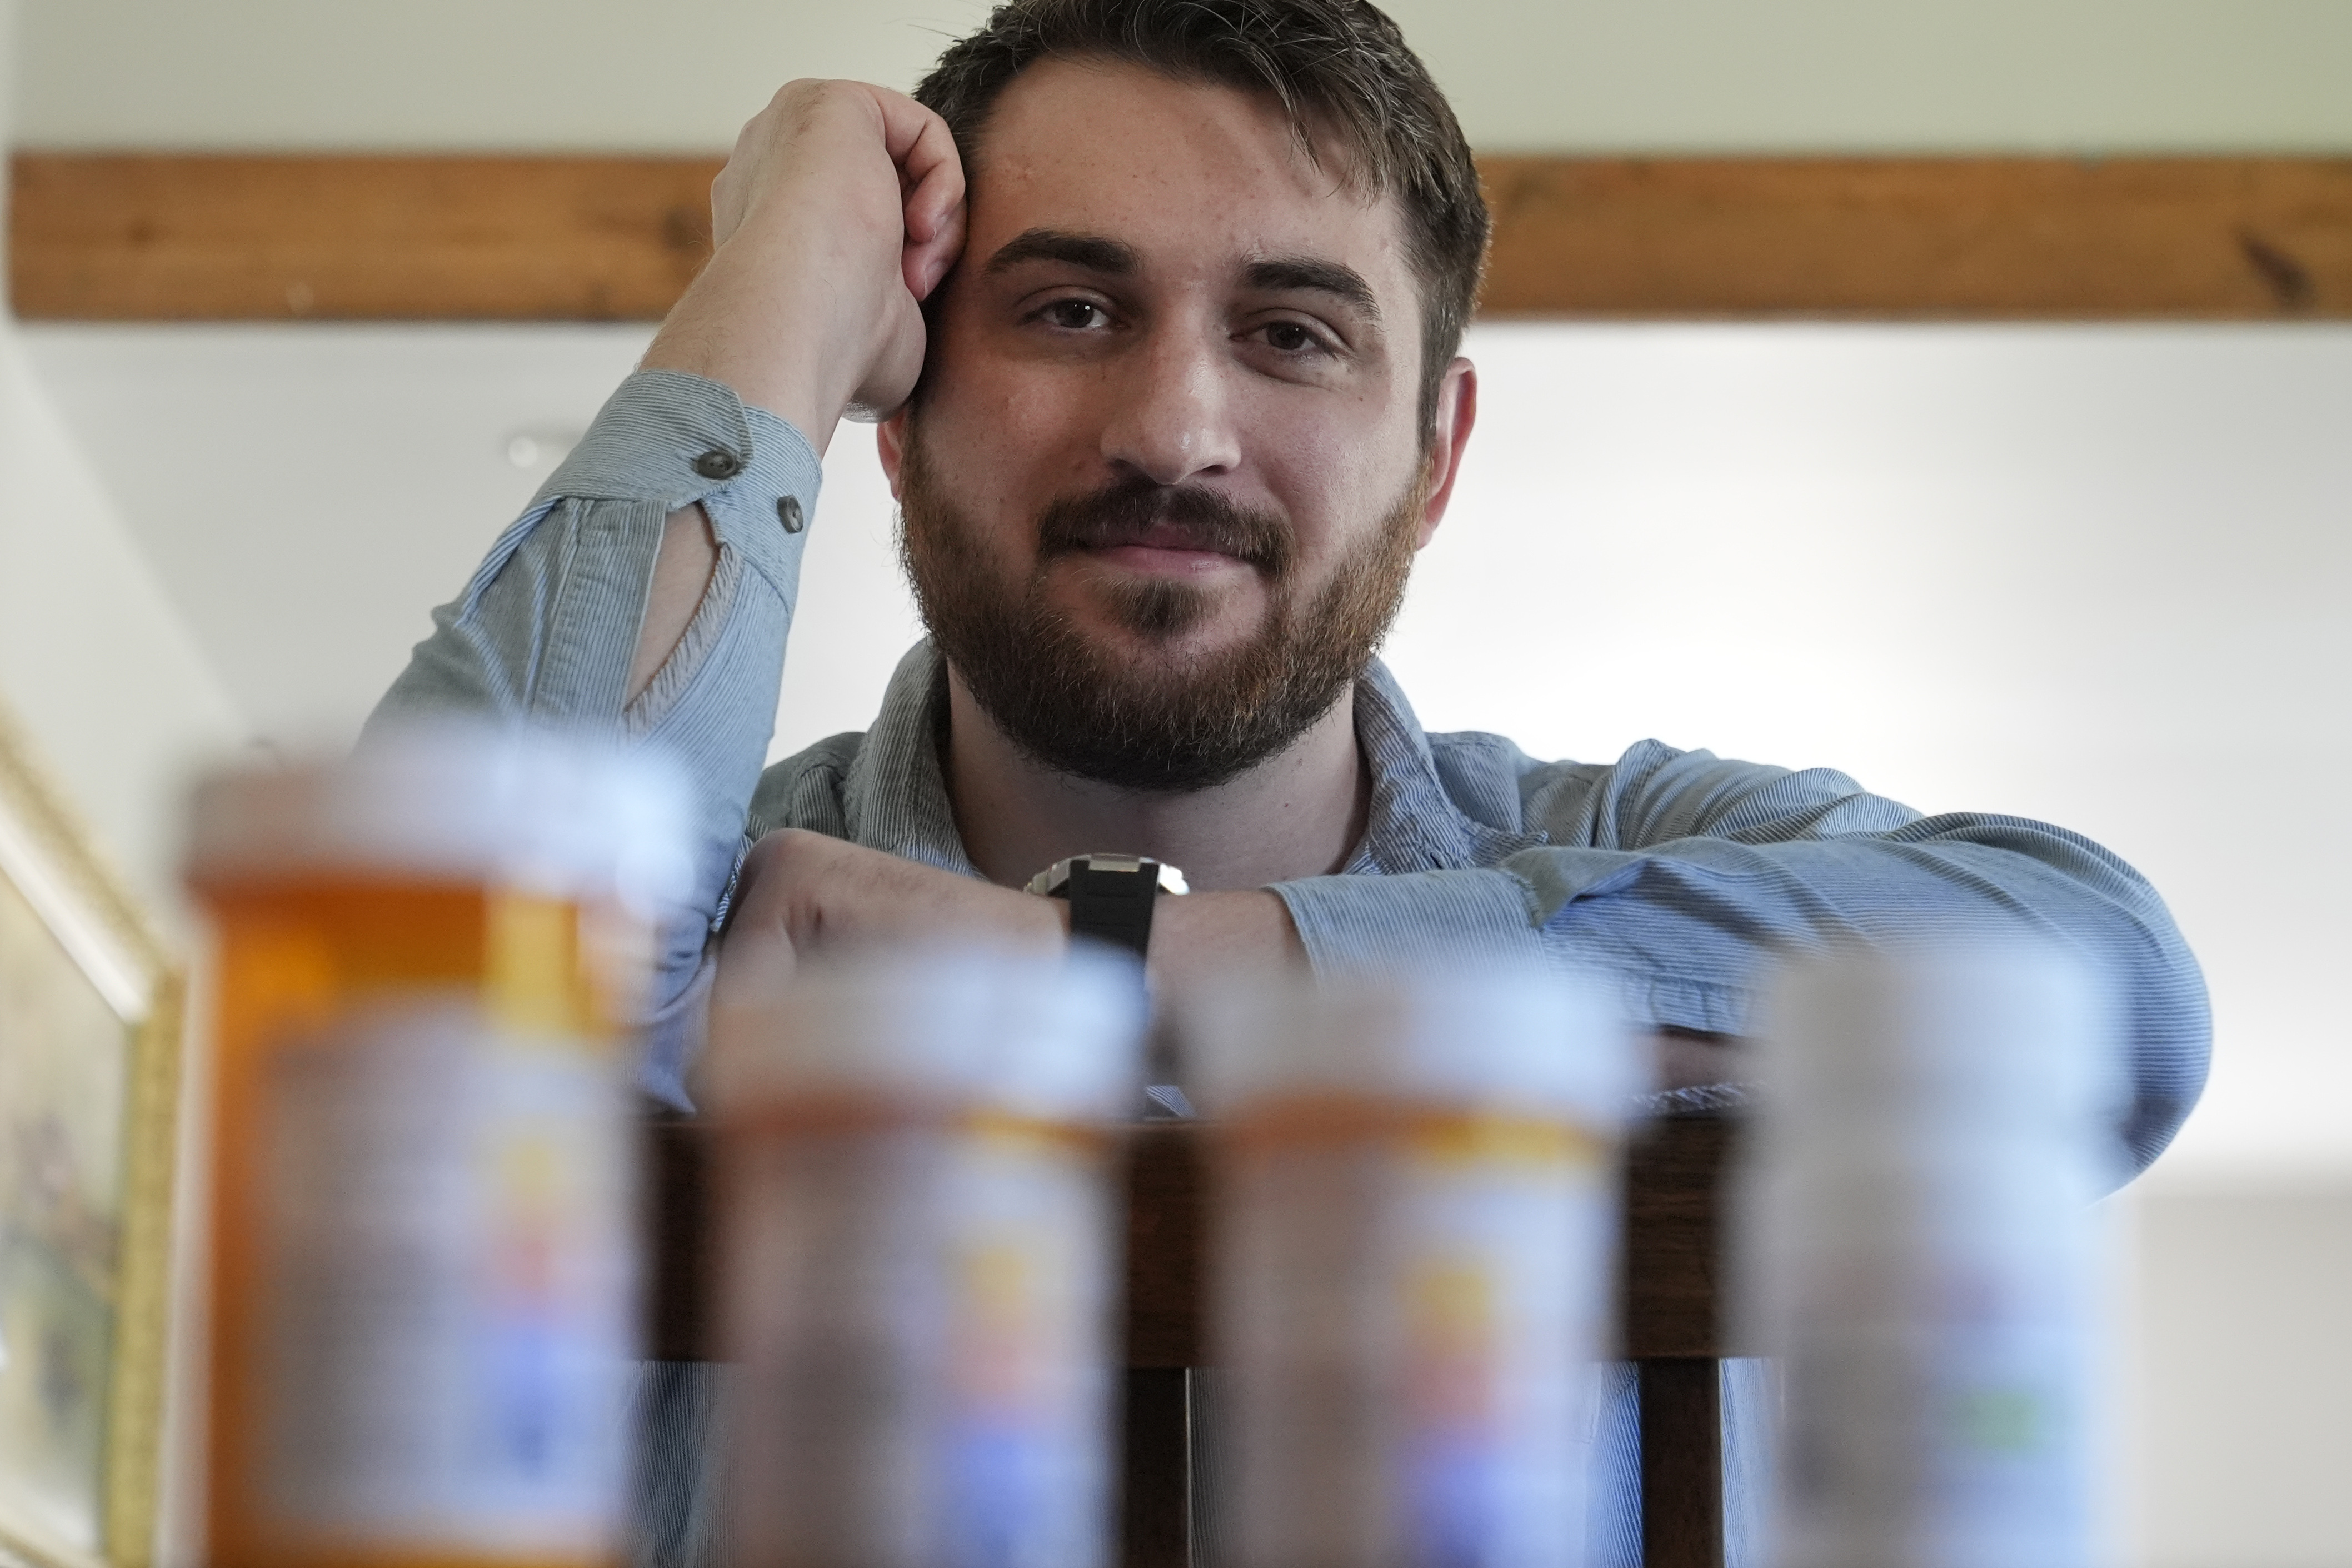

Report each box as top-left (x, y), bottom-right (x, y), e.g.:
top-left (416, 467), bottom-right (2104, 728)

top-left (2126, 1181), bottom-right (2352, 1568)
top-left (0, 0), bottom-right (244, 917)
top-left (0, 328), bottom-right (244, 916)
top-left (2, 14), bottom-right (238, 1560)
top-left (12, 0), bottom-right (2352, 153)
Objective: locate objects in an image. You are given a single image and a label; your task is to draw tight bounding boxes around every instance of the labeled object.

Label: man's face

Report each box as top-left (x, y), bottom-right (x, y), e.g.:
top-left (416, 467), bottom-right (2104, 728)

top-left (881, 57), bottom-right (1472, 790)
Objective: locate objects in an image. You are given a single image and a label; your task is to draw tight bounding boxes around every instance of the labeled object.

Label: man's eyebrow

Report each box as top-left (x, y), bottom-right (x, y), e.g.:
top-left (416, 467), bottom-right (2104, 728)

top-left (1244, 256), bottom-right (1380, 319)
top-left (983, 228), bottom-right (1139, 277)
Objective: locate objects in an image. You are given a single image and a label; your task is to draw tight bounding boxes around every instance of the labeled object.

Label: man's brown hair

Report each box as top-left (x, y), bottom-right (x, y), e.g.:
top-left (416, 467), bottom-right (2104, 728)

top-left (914, 0), bottom-right (1490, 442)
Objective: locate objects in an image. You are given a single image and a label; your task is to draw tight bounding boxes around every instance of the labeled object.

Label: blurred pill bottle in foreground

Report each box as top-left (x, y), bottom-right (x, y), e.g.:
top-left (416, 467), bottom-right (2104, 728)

top-left (708, 947), bottom-right (1146, 1568)
top-left (1186, 967), bottom-right (1637, 1568)
top-left (1736, 946), bottom-right (2121, 1568)
top-left (184, 725), bottom-right (688, 1568)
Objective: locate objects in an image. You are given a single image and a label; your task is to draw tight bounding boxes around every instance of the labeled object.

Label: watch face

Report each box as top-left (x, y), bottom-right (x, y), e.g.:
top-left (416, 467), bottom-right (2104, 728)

top-left (1025, 856), bottom-right (1189, 898)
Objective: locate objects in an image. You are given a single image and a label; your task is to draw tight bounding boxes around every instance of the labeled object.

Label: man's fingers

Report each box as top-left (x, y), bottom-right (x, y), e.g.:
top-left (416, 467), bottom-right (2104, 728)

top-left (898, 118), bottom-right (965, 242)
top-left (905, 200), bottom-right (967, 303)
top-left (899, 157), bottom-right (967, 301)
top-left (871, 86), bottom-right (967, 295)
top-left (873, 87), bottom-right (961, 195)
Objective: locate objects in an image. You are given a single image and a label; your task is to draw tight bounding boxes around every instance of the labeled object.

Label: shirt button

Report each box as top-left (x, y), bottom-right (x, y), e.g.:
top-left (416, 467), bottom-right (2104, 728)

top-left (692, 448), bottom-right (743, 480)
top-left (777, 495), bottom-right (806, 533)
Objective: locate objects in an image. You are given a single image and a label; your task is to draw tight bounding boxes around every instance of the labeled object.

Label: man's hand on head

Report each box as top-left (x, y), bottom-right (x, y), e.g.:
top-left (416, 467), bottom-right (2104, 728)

top-left (641, 80), bottom-right (967, 450)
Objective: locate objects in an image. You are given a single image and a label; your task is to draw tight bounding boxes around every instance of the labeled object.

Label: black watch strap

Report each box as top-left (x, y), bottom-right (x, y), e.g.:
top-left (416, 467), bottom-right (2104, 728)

top-left (1032, 855), bottom-right (1179, 958)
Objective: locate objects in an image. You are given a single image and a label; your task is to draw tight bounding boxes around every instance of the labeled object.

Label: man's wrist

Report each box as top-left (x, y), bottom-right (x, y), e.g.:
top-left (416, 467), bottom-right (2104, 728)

top-left (1015, 878), bottom-right (1301, 986)
top-left (1143, 889), bottom-right (1304, 994)
top-left (1033, 888), bottom-right (1075, 947)
top-left (640, 227), bottom-right (856, 453)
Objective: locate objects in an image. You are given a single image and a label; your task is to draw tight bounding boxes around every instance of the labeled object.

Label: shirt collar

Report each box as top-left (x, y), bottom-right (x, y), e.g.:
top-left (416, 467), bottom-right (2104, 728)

top-left (841, 643), bottom-right (980, 877)
top-left (842, 641), bottom-right (1535, 882)
top-left (1346, 657), bottom-right (1546, 874)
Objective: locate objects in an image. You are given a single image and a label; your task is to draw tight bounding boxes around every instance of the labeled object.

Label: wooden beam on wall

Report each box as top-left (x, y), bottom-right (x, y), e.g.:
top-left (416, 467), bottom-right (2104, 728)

top-left (11, 152), bottom-right (2352, 322)
top-left (1476, 156), bottom-right (2352, 317)
top-left (8, 154), bottom-right (722, 321)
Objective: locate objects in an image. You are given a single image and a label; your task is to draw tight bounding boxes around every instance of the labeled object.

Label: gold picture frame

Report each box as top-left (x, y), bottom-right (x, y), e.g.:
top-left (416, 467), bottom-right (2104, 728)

top-left (0, 703), bottom-right (181, 1568)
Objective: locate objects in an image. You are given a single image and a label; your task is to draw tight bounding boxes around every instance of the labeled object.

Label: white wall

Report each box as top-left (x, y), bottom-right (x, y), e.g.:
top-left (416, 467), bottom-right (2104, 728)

top-left (0, 5), bottom-right (243, 920)
top-left (13, 326), bottom-right (664, 746)
top-left (2, 11), bottom-right (241, 1568)
top-left (0, 329), bottom-right (246, 916)
top-left (2128, 1186), bottom-right (2352, 1568)
top-left (12, 0), bottom-right (2352, 153)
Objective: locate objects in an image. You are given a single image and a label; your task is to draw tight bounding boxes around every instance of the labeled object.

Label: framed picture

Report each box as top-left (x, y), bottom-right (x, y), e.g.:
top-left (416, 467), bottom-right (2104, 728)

top-left (0, 705), bottom-right (181, 1568)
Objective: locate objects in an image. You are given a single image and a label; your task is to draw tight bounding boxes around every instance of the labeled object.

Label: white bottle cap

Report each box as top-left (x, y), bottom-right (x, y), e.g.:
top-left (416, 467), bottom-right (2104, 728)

top-left (709, 944), bottom-right (1147, 1125)
top-left (1184, 963), bottom-right (1639, 1125)
top-left (186, 718), bottom-right (693, 918)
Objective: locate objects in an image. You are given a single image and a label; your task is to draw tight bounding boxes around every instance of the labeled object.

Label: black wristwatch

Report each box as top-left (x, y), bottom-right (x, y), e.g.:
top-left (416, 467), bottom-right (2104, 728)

top-left (1025, 854), bottom-right (1189, 959)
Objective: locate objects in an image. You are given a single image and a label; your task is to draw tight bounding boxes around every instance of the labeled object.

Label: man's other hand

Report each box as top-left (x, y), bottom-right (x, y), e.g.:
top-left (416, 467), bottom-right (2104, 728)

top-left (642, 80), bottom-right (967, 448)
top-left (709, 830), bottom-right (1057, 1016)
top-left (708, 829), bottom-right (1306, 1015)
top-left (706, 833), bottom-right (1740, 1096)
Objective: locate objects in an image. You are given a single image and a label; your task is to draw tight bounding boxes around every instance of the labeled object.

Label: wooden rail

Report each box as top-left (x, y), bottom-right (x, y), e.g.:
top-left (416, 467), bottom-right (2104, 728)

top-left (13, 153), bottom-right (2352, 321)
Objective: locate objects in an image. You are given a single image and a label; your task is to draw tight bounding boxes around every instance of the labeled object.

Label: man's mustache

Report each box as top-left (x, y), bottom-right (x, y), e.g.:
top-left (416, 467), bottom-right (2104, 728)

top-left (1035, 479), bottom-right (1294, 575)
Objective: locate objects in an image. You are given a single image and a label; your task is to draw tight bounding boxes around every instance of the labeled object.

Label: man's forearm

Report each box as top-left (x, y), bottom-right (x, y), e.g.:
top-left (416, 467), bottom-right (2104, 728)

top-left (638, 224), bottom-right (860, 452)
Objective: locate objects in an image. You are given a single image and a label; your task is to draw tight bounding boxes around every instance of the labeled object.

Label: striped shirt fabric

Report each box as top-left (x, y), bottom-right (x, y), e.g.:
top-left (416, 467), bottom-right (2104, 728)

top-left (372, 368), bottom-right (2210, 1567)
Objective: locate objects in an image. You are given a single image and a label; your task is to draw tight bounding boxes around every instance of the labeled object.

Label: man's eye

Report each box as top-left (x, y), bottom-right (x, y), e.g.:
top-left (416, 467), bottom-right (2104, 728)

top-left (1260, 321), bottom-right (1327, 354)
top-left (1040, 299), bottom-right (1108, 331)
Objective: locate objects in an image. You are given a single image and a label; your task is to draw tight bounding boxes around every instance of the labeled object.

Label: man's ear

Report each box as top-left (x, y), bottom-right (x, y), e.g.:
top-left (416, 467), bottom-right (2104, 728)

top-left (877, 408), bottom-right (912, 502)
top-left (1414, 358), bottom-right (1478, 550)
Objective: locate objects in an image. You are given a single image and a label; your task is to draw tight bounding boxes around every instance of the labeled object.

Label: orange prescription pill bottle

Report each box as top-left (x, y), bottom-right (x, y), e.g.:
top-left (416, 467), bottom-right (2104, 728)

top-left (708, 947), bottom-right (1145, 1568)
top-left (1187, 967), bottom-right (1637, 1568)
top-left (184, 725), bottom-right (687, 1568)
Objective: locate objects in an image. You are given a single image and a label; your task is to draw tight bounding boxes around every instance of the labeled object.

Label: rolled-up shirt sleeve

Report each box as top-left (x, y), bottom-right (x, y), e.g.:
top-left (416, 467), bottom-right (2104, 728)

top-left (1270, 741), bottom-right (2209, 1176)
top-left (369, 368), bottom-right (821, 1108)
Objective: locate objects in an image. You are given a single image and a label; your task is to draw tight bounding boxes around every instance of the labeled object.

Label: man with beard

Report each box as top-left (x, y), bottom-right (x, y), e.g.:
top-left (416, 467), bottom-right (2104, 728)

top-left (373, 0), bottom-right (2208, 1557)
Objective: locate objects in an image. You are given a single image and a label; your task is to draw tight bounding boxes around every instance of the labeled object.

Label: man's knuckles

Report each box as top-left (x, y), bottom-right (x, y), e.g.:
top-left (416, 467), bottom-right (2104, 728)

top-left (731, 830), bottom-right (1061, 955)
top-left (720, 83), bottom-right (913, 229)
top-left (740, 830), bottom-right (923, 909)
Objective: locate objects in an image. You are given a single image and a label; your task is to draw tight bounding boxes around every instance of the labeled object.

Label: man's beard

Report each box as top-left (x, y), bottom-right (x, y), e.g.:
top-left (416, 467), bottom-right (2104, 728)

top-left (897, 433), bottom-right (1425, 793)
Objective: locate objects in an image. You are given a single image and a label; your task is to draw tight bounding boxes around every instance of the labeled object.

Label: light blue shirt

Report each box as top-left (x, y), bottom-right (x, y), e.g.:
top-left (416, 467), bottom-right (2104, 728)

top-left (372, 367), bottom-right (2209, 1566)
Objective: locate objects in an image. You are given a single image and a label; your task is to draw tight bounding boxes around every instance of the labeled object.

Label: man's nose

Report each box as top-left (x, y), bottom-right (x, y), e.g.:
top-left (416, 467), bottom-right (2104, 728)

top-left (1097, 325), bottom-right (1243, 487)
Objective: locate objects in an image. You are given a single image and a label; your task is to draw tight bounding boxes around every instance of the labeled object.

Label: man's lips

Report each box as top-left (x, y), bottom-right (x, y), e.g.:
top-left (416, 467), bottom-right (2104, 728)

top-left (1034, 482), bottom-right (1294, 576)
top-left (1087, 541), bottom-right (1248, 574)
top-left (1061, 521), bottom-right (1256, 575)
